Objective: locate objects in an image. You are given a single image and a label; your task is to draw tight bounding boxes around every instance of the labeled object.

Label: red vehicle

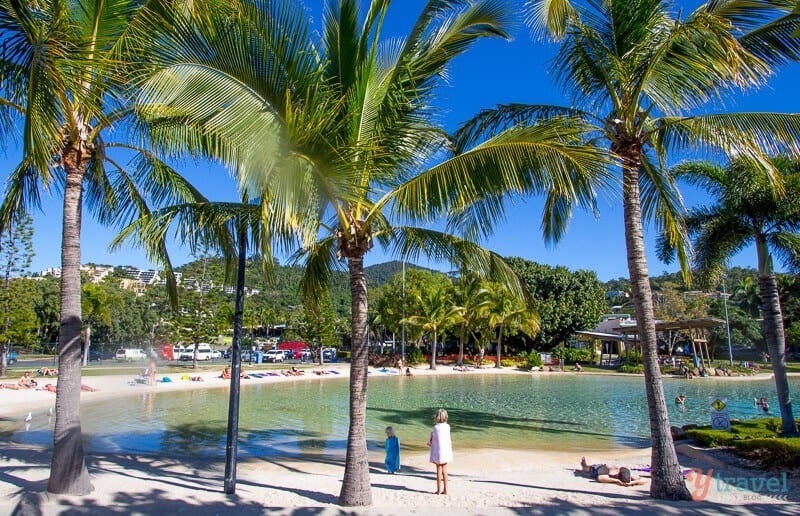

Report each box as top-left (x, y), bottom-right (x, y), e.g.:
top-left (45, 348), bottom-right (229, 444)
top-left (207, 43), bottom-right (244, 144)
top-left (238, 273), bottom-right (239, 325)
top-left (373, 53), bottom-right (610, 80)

top-left (157, 344), bottom-right (175, 361)
top-left (277, 341), bottom-right (311, 360)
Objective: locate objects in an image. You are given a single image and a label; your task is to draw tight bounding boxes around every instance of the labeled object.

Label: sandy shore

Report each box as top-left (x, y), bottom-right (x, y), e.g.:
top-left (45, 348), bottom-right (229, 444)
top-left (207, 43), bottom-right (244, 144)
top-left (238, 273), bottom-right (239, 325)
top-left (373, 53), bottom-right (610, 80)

top-left (1, 365), bottom-right (798, 514)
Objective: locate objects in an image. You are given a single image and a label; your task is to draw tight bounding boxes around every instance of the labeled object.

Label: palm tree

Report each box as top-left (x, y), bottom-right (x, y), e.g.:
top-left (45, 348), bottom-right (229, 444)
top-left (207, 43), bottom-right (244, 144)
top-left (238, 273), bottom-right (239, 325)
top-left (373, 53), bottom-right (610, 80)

top-left (485, 282), bottom-right (540, 368)
top-left (0, 0), bottom-right (200, 494)
top-left (404, 282), bottom-right (459, 370)
top-left (734, 276), bottom-right (761, 318)
top-left (452, 0), bottom-right (800, 499)
top-left (130, 0), bottom-right (609, 505)
top-left (453, 272), bottom-right (491, 366)
top-left (661, 156), bottom-right (800, 435)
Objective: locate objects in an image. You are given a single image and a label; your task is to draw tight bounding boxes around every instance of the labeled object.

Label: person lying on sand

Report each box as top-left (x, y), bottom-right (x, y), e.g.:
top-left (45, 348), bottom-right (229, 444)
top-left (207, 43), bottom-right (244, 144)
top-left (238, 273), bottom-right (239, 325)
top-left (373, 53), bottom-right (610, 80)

top-left (578, 457), bottom-right (648, 487)
top-left (41, 383), bottom-right (98, 393)
top-left (0, 383), bottom-right (21, 390)
top-left (37, 367), bottom-right (58, 377)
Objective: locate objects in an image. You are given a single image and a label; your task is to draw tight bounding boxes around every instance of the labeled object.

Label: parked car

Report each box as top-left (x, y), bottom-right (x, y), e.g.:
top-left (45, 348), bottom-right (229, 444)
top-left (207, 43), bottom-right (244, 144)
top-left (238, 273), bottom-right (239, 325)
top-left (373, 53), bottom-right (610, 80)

top-left (180, 343), bottom-right (216, 361)
top-left (264, 349), bottom-right (285, 363)
top-left (6, 350), bottom-right (18, 364)
top-left (211, 348), bottom-right (222, 359)
top-left (292, 349), bottom-right (312, 361)
top-left (322, 348), bottom-right (337, 361)
top-left (115, 348), bottom-right (147, 361)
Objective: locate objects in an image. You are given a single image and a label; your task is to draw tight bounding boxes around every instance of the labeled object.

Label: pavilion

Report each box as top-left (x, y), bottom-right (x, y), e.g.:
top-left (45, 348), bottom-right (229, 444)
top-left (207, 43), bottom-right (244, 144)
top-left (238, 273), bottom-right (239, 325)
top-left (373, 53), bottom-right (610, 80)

top-left (613, 318), bottom-right (725, 370)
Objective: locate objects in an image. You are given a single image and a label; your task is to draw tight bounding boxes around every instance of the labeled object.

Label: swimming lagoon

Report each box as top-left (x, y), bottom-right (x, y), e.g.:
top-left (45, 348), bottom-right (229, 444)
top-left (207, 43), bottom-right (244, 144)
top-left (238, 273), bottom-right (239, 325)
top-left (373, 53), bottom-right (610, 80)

top-left (4, 373), bottom-right (797, 458)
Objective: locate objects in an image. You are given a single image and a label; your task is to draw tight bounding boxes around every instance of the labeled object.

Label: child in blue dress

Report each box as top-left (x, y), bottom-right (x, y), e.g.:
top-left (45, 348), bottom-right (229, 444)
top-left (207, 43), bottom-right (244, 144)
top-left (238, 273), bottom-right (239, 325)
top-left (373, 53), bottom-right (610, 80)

top-left (384, 426), bottom-right (400, 474)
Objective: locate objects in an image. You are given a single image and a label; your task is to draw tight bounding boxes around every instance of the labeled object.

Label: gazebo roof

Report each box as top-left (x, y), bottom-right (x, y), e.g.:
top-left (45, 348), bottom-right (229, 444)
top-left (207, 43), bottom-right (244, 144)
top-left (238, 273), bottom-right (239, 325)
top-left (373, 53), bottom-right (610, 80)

top-left (614, 318), bottom-right (725, 334)
top-left (573, 331), bottom-right (638, 342)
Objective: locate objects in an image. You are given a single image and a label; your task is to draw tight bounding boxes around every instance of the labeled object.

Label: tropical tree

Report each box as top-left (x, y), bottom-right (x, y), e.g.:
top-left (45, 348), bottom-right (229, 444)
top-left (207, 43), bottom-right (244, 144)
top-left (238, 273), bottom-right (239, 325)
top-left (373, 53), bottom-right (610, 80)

top-left (80, 283), bottom-right (115, 366)
top-left (0, 212), bottom-right (34, 376)
top-left (485, 282), bottom-right (540, 367)
top-left (403, 281), bottom-right (459, 370)
top-left (452, 272), bottom-right (491, 365)
top-left (452, 0), bottom-right (800, 498)
top-left (661, 156), bottom-right (800, 435)
top-left (130, 0), bottom-right (609, 506)
top-left (0, 0), bottom-right (203, 493)
top-left (733, 276), bottom-right (761, 318)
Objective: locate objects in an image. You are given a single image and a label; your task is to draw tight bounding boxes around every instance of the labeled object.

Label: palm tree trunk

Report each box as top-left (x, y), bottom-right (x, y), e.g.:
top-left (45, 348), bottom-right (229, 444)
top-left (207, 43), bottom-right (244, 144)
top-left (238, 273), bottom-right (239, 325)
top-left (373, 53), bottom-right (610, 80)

top-left (457, 324), bottom-right (466, 366)
top-left (495, 323), bottom-right (503, 368)
top-left (621, 152), bottom-right (690, 500)
top-left (48, 160), bottom-right (93, 495)
top-left (339, 255), bottom-right (372, 506)
top-left (755, 239), bottom-right (797, 435)
top-left (430, 330), bottom-right (437, 370)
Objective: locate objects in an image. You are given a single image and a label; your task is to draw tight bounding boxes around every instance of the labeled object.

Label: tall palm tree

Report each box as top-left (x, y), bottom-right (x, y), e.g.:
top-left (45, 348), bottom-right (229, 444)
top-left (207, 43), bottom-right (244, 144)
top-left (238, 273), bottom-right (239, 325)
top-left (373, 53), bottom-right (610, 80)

top-left (404, 281), bottom-right (459, 370)
top-left (130, 0), bottom-right (609, 505)
top-left (451, 0), bottom-right (800, 499)
top-left (661, 156), bottom-right (800, 435)
top-left (734, 276), bottom-right (761, 318)
top-left (485, 282), bottom-right (539, 368)
top-left (0, 0), bottom-right (200, 494)
top-left (453, 272), bottom-right (491, 366)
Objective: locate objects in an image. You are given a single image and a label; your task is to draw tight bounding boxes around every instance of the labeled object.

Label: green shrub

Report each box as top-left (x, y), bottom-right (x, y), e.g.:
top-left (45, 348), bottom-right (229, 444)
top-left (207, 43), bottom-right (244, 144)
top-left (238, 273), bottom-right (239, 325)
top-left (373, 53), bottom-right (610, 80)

top-left (500, 359), bottom-right (518, 367)
top-left (336, 350), bottom-right (351, 360)
top-left (686, 418), bottom-right (787, 447)
top-left (526, 351), bottom-right (543, 369)
top-left (734, 438), bottom-right (800, 468)
top-left (619, 364), bottom-right (644, 374)
top-left (551, 346), bottom-right (592, 364)
top-left (407, 346), bottom-right (424, 365)
top-left (619, 349), bottom-right (642, 365)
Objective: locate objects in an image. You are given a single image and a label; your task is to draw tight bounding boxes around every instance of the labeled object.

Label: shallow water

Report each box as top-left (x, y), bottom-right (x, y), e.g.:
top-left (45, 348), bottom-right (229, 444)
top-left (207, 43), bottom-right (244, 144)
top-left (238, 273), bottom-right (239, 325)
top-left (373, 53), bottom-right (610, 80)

top-left (3, 374), bottom-right (797, 458)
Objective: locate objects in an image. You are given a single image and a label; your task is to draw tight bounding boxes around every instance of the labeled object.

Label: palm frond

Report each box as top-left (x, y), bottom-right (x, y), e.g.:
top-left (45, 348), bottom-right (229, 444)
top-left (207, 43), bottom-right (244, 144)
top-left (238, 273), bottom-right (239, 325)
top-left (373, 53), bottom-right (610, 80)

top-left (524, 0), bottom-right (577, 40)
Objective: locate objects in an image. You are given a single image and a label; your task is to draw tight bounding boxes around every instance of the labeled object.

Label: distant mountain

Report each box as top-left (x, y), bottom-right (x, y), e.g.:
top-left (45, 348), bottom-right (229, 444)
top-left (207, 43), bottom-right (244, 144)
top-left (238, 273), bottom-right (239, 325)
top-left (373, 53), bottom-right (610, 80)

top-left (364, 260), bottom-right (434, 287)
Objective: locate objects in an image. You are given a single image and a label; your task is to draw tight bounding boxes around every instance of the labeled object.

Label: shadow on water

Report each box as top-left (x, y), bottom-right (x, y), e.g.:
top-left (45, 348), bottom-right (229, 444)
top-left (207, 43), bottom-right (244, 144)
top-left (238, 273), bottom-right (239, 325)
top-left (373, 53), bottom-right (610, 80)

top-left (369, 406), bottom-right (651, 448)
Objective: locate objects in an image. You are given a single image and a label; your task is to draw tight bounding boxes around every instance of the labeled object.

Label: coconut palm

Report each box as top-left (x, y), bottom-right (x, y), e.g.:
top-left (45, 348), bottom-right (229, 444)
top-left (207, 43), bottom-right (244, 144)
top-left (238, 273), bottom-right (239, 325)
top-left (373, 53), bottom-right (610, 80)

top-left (404, 281), bottom-right (459, 370)
top-left (449, 0), bottom-right (800, 499)
top-left (453, 272), bottom-right (491, 366)
top-left (661, 156), bottom-right (800, 435)
top-left (485, 282), bottom-right (540, 368)
top-left (130, 0), bottom-right (610, 505)
top-left (0, 0), bottom-right (202, 494)
top-left (734, 276), bottom-right (761, 318)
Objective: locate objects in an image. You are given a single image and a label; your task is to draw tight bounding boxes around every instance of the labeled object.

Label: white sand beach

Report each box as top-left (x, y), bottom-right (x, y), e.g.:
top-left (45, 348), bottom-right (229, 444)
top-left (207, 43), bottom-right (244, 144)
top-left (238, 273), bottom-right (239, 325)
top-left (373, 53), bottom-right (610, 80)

top-left (1, 365), bottom-right (798, 514)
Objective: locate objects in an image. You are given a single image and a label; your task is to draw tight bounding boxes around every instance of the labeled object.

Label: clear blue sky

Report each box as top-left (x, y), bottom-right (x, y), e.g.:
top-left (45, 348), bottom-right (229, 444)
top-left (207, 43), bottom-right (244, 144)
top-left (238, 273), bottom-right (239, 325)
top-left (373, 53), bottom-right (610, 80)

top-left (2, 0), bottom-right (799, 281)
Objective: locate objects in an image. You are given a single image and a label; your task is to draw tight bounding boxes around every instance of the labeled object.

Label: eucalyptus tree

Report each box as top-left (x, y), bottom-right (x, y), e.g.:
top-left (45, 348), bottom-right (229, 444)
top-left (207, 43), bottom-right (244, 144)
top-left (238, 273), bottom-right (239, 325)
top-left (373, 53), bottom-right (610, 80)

top-left (80, 283), bottom-right (114, 366)
top-left (485, 282), bottom-right (540, 367)
top-left (0, 212), bottom-right (34, 376)
top-left (450, 0), bottom-right (800, 499)
top-left (0, 0), bottom-right (204, 494)
top-left (661, 157), bottom-right (800, 435)
top-left (403, 280), bottom-right (459, 370)
top-left (131, 0), bottom-right (609, 505)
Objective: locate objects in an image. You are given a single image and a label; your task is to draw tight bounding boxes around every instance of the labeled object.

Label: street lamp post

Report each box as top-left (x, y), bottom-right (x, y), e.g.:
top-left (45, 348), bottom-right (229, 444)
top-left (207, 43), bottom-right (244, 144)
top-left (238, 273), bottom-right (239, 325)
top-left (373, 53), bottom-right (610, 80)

top-left (401, 260), bottom-right (406, 364)
top-left (722, 281), bottom-right (733, 367)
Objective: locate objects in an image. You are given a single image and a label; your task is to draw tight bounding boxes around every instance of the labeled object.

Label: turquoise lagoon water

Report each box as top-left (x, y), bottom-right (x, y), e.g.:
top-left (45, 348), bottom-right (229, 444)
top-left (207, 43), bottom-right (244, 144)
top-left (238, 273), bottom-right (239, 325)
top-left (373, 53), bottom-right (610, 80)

top-left (3, 374), bottom-right (797, 458)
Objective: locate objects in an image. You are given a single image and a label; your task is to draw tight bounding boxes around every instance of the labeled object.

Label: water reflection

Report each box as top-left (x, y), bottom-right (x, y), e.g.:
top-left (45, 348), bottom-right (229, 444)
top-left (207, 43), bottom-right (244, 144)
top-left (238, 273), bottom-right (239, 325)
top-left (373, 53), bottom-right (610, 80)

top-left (1, 374), bottom-right (797, 458)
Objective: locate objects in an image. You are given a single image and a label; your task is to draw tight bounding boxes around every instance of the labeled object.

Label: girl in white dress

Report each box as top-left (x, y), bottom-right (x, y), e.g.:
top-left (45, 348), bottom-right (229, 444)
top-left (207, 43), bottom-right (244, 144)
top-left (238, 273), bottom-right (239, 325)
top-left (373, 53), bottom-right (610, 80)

top-left (428, 408), bottom-right (452, 494)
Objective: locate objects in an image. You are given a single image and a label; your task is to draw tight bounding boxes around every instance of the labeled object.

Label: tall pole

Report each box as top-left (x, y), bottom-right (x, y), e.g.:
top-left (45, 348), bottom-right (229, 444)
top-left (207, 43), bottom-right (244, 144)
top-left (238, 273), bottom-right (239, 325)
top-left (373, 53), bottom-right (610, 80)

top-left (224, 214), bottom-right (247, 494)
top-left (722, 281), bottom-right (733, 367)
top-left (401, 260), bottom-right (406, 364)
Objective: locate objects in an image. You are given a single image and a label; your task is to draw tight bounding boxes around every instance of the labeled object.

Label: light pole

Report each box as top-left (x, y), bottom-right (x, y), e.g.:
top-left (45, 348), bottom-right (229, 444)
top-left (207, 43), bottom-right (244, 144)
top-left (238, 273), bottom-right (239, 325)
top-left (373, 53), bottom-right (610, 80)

top-left (722, 281), bottom-right (733, 367)
top-left (401, 259), bottom-right (406, 364)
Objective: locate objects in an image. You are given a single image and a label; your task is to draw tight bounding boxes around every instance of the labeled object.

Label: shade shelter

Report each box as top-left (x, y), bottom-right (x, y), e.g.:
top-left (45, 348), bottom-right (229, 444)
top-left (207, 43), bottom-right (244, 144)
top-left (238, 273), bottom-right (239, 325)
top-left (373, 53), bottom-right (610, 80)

top-left (572, 331), bottom-right (639, 366)
top-left (614, 318), bottom-right (725, 370)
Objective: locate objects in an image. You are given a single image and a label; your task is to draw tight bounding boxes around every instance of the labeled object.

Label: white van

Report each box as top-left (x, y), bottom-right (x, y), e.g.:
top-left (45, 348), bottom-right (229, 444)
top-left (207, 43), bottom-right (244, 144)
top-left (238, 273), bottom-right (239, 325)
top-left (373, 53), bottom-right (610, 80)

top-left (115, 348), bottom-right (147, 361)
top-left (179, 343), bottom-right (216, 361)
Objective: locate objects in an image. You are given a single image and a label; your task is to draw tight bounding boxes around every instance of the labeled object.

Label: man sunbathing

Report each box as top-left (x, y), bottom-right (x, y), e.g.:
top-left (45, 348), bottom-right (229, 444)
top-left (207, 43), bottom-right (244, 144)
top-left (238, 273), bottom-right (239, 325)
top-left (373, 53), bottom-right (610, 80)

top-left (38, 367), bottom-right (58, 377)
top-left (579, 457), bottom-right (648, 487)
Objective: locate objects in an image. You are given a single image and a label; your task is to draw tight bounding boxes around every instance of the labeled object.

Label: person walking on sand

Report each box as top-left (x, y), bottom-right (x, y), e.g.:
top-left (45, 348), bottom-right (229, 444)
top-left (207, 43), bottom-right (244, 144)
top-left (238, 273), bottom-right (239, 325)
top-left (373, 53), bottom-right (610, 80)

top-left (385, 426), bottom-right (400, 474)
top-left (428, 408), bottom-right (453, 495)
